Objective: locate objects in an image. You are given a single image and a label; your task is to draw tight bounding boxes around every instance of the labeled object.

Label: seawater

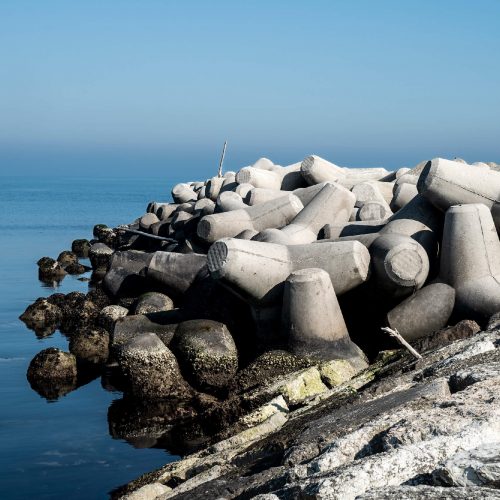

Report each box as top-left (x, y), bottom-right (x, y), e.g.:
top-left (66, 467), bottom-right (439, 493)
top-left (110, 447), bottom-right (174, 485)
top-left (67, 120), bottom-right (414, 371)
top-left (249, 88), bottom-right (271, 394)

top-left (0, 174), bottom-right (186, 499)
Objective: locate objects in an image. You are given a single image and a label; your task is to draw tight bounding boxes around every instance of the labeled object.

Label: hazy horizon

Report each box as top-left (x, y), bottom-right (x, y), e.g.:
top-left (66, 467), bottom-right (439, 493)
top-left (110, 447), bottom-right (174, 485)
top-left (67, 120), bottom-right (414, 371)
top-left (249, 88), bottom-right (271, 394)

top-left (1, 0), bottom-right (500, 178)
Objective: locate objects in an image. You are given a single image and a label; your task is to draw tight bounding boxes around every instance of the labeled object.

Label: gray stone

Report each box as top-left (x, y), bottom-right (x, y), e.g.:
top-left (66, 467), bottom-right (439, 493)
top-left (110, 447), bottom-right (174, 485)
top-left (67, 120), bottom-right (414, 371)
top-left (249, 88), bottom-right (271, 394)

top-left (117, 333), bottom-right (189, 400)
top-left (98, 305), bottom-right (129, 332)
top-left (171, 320), bottom-right (238, 391)
top-left (134, 292), bottom-right (174, 315)
top-left (69, 327), bottom-right (109, 365)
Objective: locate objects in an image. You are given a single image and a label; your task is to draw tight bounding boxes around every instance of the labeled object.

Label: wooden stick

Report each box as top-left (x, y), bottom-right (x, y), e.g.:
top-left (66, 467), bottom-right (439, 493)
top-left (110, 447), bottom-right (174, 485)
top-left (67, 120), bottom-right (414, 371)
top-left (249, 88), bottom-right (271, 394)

top-left (217, 140), bottom-right (227, 178)
top-left (116, 226), bottom-right (177, 243)
top-left (380, 327), bottom-right (422, 359)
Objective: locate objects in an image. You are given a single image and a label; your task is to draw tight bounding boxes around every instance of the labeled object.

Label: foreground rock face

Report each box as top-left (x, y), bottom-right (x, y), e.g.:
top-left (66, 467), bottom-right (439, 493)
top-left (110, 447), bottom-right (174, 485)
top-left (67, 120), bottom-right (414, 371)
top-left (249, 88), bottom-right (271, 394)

top-left (115, 326), bottom-right (500, 500)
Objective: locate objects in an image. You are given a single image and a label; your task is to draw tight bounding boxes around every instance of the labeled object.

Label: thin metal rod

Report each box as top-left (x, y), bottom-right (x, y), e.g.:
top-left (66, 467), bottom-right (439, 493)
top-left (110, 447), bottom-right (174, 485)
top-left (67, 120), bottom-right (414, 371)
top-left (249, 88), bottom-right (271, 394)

top-left (217, 140), bottom-right (227, 178)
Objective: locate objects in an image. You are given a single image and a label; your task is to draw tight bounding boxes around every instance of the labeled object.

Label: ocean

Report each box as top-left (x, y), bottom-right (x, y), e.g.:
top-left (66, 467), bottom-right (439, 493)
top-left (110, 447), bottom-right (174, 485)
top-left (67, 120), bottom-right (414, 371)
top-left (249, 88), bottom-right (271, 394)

top-left (0, 175), bottom-right (186, 499)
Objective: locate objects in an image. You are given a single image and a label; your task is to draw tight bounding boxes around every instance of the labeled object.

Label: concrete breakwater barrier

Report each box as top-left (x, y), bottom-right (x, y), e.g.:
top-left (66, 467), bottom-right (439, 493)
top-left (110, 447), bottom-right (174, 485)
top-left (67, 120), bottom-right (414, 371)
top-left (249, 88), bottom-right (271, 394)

top-left (19, 155), bottom-right (500, 499)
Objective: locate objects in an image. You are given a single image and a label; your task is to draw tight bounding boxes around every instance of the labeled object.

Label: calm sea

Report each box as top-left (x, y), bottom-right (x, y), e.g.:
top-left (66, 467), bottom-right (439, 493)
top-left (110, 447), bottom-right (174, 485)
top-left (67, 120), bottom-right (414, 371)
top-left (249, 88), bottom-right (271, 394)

top-left (0, 174), bottom-right (187, 499)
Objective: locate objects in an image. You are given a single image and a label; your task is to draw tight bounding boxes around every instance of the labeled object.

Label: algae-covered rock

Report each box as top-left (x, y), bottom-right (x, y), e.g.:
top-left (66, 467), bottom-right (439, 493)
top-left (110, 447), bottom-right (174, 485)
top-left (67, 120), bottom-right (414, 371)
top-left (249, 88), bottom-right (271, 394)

top-left (57, 250), bottom-right (78, 267)
top-left (69, 327), bottom-right (110, 365)
top-left (71, 238), bottom-right (91, 258)
top-left (98, 305), bottom-right (129, 332)
top-left (89, 242), bottom-right (113, 270)
top-left (117, 333), bottom-right (190, 400)
top-left (133, 292), bottom-right (174, 315)
top-left (232, 350), bottom-right (312, 394)
top-left (171, 320), bottom-right (238, 392)
top-left (319, 359), bottom-right (360, 388)
top-left (20, 298), bottom-right (62, 334)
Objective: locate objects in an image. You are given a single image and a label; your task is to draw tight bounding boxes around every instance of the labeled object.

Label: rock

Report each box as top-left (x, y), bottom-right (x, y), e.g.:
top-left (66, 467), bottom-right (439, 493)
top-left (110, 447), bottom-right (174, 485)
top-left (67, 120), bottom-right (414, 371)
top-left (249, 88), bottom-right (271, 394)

top-left (487, 311), bottom-right (500, 330)
top-left (37, 256), bottom-right (67, 280)
top-left (69, 327), bottom-right (109, 365)
top-left (19, 298), bottom-right (62, 334)
top-left (357, 485), bottom-right (500, 499)
top-left (121, 483), bottom-right (171, 500)
top-left (65, 262), bottom-right (90, 275)
top-left (27, 348), bottom-right (78, 400)
top-left (98, 305), bottom-right (129, 332)
top-left (112, 311), bottom-right (182, 352)
top-left (171, 320), bottom-right (238, 391)
top-left (86, 287), bottom-right (112, 310)
top-left (231, 350), bottom-right (312, 394)
top-left (133, 292), bottom-right (174, 315)
top-left (71, 238), bottom-right (91, 258)
top-left (117, 333), bottom-right (190, 400)
top-left (89, 243), bottom-right (113, 270)
top-left (57, 250), bottom-right (78, 267)
top-left (413, 320), bottom-right (481, 353)
top-left (59, 292), bottom-right (100, 334)
top-left (433, 443), bottom-right (500, 488)
top-left (319, 359), bottom-right (362, 388)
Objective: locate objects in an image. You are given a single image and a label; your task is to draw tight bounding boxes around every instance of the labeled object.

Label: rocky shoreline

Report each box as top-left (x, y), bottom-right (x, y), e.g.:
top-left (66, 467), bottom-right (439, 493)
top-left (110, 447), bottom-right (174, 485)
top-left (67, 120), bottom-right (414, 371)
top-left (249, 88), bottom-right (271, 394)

top-left (20, 155), bottom-right (500, 499)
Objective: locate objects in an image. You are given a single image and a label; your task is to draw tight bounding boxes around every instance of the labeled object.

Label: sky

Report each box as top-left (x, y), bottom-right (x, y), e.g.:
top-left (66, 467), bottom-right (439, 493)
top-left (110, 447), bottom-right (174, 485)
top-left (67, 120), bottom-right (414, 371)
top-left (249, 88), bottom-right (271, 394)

top-left (0, 0), bottom-right (499, 178)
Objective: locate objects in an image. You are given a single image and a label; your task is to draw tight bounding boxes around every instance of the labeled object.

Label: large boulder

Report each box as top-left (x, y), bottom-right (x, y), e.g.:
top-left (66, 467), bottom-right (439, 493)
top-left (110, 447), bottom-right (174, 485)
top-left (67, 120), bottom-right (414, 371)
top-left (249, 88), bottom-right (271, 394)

top-left (171, 320), bottom-right (238, 391)
top-left (69, 327), bottom-right (110, 365)
top-left (117, 333), bottom-right (190, 400)
top-left (71, 238), bottom-right (91, 258)
top-left (89, 243), bottom-right (113, 270)
top-left (27, 348), bottom-right (78, 400)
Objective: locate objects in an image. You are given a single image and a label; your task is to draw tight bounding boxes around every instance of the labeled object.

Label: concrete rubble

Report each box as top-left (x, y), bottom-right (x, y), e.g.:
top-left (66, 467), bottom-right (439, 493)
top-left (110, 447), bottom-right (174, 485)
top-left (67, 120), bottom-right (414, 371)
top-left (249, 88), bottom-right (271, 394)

top-left (19, 155), bottom-right (500, 499)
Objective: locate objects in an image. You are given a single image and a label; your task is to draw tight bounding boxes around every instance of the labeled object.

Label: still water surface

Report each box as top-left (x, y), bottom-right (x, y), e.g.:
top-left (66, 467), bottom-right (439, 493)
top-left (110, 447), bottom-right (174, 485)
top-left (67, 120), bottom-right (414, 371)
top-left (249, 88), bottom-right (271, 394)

top-left (0, 175), bottom-right (185, 499)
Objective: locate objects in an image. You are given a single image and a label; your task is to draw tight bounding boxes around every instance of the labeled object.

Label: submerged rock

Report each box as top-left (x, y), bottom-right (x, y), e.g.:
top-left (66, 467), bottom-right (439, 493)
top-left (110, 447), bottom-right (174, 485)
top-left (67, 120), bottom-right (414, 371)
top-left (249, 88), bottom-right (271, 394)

top-left (171, 320), bottom-right (238, 392)
top-left (57, 250), bottom-right (78, 267)
top-left (37, 256), bottom-right (67, 281)
top-left (19, 298), bottom-right (62, 336)
top-left (27, 348), bottom-right (78, 400)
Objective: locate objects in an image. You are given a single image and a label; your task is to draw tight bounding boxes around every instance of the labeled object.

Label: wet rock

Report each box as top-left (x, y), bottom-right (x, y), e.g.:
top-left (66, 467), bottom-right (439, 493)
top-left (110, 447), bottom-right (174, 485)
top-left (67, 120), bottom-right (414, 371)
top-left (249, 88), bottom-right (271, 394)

top-left (112, 311), bottom-right (182, 352)
top-left (19, 298), bottom-right (62, 335)
top-left (57, 250), bottom-right (78, 267)
top-left (231, 350), bottom-right (312, 394)
top-left (171, 320), bottom-right (238, 392)
top-left (487, 311), bottom-right (500, 330)
top-left (117, 333), bottom-right (190, 400)
top-left (37, 256), bottom-right (67, 281)
top-left (65, 262), bottom-right (90, 275)
top-left (71, 238), bottom-right (91, 258)
top-left (59, 292), bottom-right (100, 334)
top-left (86, 287), bottom-right (112, 310)
top-left (133, 292), bottom-right (174, 315)
top-left (69, 327), bottom-right (110, 365)
top-left (27, 348), bottom-right (78, 400)
top-left (89, 243), bottom-right (113, 270)
top-left (99, 305), bottom-right (129, 332)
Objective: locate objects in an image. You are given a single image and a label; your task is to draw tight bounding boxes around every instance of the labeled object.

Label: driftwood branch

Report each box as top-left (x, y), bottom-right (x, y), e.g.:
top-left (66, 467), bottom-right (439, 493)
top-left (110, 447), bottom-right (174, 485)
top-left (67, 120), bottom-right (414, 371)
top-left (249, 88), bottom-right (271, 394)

top-left (217, 140), bottom-right (227, 178)
top-left (380, 327), bottom-right (422, 360)
top-left (116, 226), bottom-right (177, 243)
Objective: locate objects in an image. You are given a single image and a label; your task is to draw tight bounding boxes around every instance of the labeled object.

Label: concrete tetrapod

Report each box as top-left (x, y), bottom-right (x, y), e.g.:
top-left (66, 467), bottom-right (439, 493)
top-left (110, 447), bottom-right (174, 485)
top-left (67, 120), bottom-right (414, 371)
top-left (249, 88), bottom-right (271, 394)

top-left (146, 252), bottom-right (207, 297)
top-left (235, 167), bottom-right (282, 190)
top-left (207, 238), bottom-right (370, 305)
top-left (418, 158), bottom-right (500, 230)
top-left (253, 182), bottom-right (355, 245)
top-left (283, 268), bottom-right (368, 368)
top-left (300, 155), bottom-right (345, 185)
top-left (171, 183), bottom-right (197, 204)
top-left (385, 283), bottom-right (456, 341)
top-left (439, 203), bottom-right (500, 323)
top-left (197, 193), bottom-right (303, 243)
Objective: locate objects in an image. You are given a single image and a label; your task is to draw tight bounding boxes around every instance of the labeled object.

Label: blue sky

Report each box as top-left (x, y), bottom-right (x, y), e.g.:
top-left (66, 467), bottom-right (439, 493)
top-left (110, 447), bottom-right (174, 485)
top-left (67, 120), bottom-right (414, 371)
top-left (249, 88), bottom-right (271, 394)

top-left (1, 0), bottom-right (499, 178)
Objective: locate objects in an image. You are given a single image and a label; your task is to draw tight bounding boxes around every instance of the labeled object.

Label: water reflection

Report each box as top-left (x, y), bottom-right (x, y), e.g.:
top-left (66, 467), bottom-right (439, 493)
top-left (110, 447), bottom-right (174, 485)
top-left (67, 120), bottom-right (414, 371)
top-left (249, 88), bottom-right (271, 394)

top-left (107, 396), bottom-right (209, 455)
